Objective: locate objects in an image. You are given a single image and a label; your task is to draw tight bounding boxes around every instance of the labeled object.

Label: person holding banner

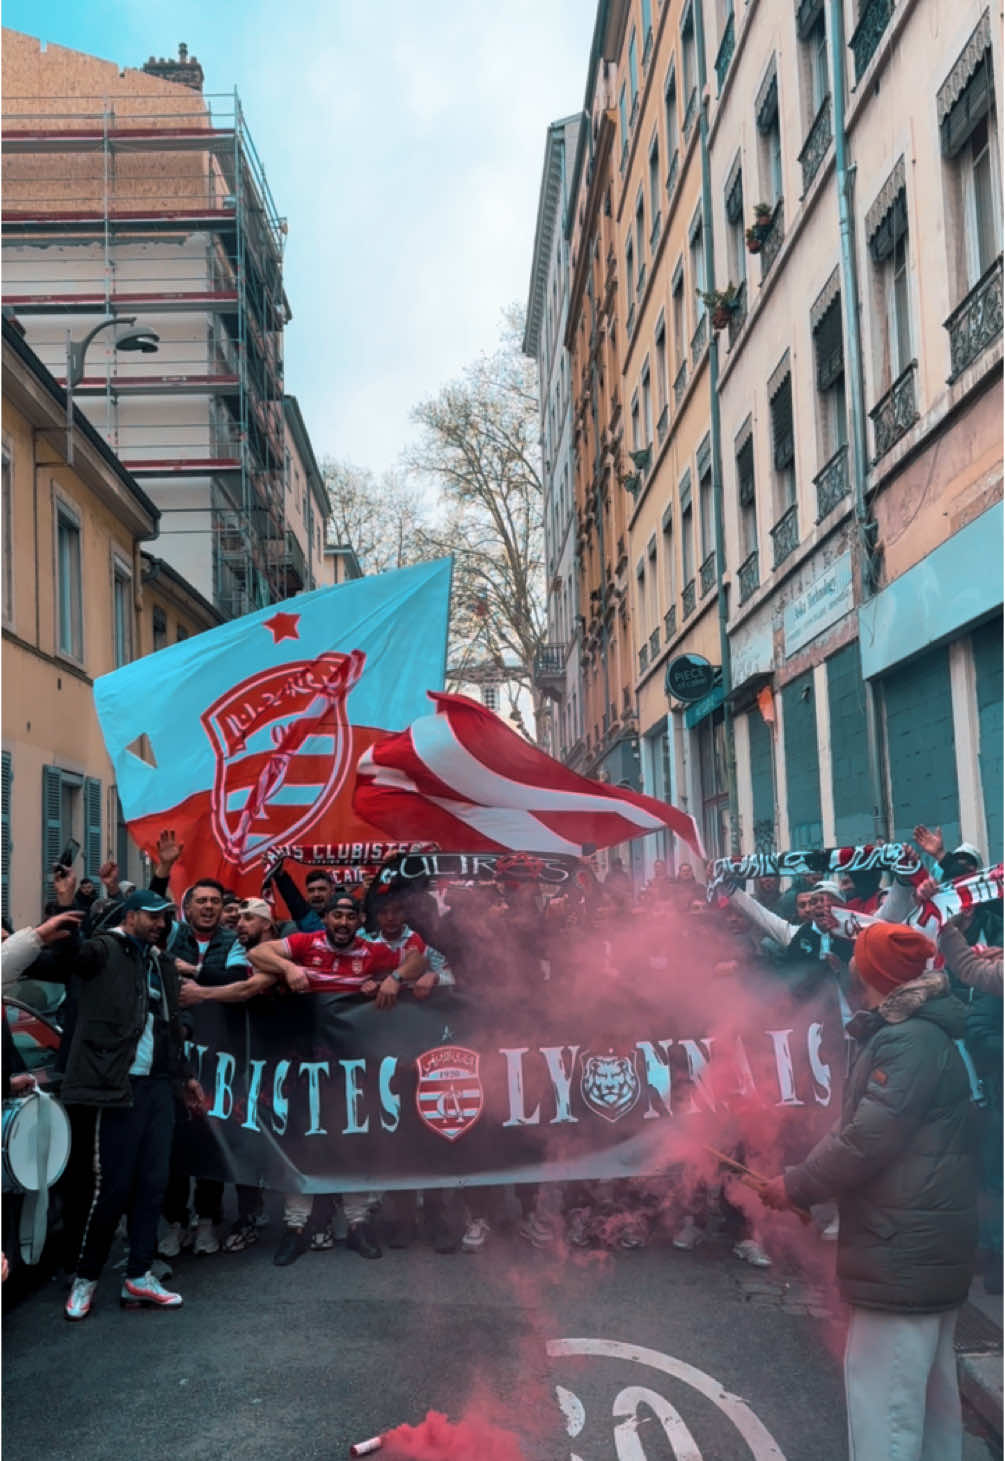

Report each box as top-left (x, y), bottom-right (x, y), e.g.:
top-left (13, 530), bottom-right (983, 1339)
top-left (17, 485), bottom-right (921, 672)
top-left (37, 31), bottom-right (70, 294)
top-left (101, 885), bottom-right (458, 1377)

top-left (760, 920), bottom-right (977, 1461)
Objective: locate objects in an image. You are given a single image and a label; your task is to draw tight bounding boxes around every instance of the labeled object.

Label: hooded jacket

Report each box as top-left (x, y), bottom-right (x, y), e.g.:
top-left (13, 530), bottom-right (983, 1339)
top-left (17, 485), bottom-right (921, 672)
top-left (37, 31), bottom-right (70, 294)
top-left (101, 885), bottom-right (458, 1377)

top-left (784, 971), bottom-right (977, 1312)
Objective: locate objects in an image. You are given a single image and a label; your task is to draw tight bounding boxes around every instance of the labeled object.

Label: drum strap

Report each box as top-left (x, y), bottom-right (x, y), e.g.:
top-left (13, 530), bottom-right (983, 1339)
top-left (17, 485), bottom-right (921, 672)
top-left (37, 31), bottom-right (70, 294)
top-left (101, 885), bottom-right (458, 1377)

top-left (19, 1092), bottom-right (52, 1265)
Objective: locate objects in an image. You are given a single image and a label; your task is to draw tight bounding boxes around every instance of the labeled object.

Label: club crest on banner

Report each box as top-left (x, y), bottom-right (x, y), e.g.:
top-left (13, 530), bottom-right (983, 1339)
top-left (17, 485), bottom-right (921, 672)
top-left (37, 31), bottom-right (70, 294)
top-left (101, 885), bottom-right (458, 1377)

top-left (579, 1051), bottom-right (641, 1123)
top-left (415, 1046), bottom-right (483, 1142)
top-left (201, 650), bottom-right (365, 870)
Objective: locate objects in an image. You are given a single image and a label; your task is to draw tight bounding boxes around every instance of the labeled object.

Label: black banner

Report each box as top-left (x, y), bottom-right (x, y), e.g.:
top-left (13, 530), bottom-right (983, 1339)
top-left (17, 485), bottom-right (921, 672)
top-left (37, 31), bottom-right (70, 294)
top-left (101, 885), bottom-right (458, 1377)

top-left (178, 982), bottom-right (846, 1193)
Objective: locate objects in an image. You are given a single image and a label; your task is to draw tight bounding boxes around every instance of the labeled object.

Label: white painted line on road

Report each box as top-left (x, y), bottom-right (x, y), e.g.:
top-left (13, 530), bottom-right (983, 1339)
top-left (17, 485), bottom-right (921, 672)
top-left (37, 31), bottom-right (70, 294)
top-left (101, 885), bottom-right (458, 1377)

top-left (613, 1384), bottom-right (702, 1461)
top-left (546, 1337), bottom-right (787, 1460)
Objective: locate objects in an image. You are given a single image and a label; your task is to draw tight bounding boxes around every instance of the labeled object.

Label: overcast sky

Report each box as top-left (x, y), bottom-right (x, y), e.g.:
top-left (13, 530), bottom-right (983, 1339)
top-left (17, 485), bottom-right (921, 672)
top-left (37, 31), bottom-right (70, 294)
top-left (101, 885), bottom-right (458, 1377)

top-left (7, 0), bottom-right (595, 474)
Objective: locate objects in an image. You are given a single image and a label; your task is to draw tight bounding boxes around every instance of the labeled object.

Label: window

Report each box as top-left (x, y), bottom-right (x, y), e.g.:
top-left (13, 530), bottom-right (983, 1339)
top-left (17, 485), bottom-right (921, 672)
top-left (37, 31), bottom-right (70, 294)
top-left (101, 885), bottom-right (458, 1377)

top-left (641, 361), bottom-right (653, 447)
top-left (681, 6), bottom-right (697, 111)
top-left (736, 434), bottom-right (758, 556)
top-left (725, 160), bottom-right (746, 285)
top-left (2, 447), bottom-right (11, 626)
top-left (629, 28), bottom-right (639, 111)
top-left (689, 210), bottom-right (706, 319)
top-left (756, 68), bottom-right (782, 204)
top-left (665, 66), bottom-right (679, 166)
top-left (626, 234), bottom-right (635, 312)
top-left (631, 392), bottom-right (641, 450)
top-left (176, 624), bottom-right (189, 643)
top-left (802, 13), bottom-right (828, 117)
top-left (681, 479), bottom-right (695, 583)
top-left (655, 315), bottom-right (668, 411)
top-left (112, 558), bottom-right (133, 668)
top-left (770, 371), bottom-right (796, 511)
top-left (867, 168), bottom-right (912, 389)
top-left (649, 133), bottom-right (661, 223)
top-left (152, 604), bottom-right (167, 652)
top-left (891, 234), bottom-right (911, 377)
top-left (672, 264), bottom-right (686, 366)
top-left (813, 288), bottom-right (847, 461)
top-left (55, 501), bottom-right (83, 661)
top-left (635, 192), bottom-right (646, 289)
top-left (940, 16), bottom-right (999, 293)
top-left (661, 506), bottom-right (676, 610)
top-left (42, 765), bottom-right (102, 897)
top-left (960, 116), bottom-right (1001, 287)
top-left (647, 536), bottom-right (659, 627)
top-left (698, 440), bottom-right (714, 562)
top-left (641, 0), bottom-right (653, 51)
top-left (483, 685), bottom-right (500, 713)
top-left (619, 84), bottom-right (629, 167)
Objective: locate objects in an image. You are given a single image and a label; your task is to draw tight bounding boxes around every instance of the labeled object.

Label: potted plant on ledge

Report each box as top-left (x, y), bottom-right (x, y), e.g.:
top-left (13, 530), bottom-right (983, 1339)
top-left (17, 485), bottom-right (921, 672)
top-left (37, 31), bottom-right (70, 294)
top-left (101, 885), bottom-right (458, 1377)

top-left (746, 202), bottom-right (773, 253)
top-left (700, 285), bottom-right (741, 332)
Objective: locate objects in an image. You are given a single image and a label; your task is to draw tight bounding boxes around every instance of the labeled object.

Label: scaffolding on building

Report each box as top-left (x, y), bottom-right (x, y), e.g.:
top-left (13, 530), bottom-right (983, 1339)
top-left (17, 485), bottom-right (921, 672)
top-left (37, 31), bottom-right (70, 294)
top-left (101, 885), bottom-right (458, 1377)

top-left (1, 89), bottom-right (304, 616)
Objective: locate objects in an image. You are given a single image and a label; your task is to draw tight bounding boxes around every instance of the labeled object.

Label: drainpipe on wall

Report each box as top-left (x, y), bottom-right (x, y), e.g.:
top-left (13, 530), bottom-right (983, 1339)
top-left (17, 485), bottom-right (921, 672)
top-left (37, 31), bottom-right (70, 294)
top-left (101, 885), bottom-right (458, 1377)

top-left (694, 0), bottom-right (740, 855)
top-left (829, 0), bottom-right (888, 840)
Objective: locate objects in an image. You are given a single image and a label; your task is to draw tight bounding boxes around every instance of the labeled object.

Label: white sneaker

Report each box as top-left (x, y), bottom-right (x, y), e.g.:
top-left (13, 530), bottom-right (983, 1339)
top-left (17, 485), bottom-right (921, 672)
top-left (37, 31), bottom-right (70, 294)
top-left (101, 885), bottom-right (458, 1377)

top-left (65, 1277), bottom-right (98, 1322)
top-left (120, 1271), bottom-right (183, 1308)
top-left (821, 1216), bottom-right (840, 1241)
top-left (733, 1238), bottom-right (772, 1268)
top-left (193, 1218), bottom-right (219, 1255)
top-left (461, 1218), bottom-right (491, 1252)
top-left (518, 1213), bottom-right (557, 1249)
top-left (672, 1216), bottom-right (703, 1251)
top-left (157, 1222), bottom-right (191, 1259)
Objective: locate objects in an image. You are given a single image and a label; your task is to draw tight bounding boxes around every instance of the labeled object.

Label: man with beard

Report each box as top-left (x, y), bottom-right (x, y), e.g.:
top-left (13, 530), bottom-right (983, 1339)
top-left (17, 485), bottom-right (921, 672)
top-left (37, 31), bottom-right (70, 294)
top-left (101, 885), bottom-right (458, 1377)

top-left (177, 898), bottom-right (279, 1252)
top-left (248, 894), bottom-right (426, 1265)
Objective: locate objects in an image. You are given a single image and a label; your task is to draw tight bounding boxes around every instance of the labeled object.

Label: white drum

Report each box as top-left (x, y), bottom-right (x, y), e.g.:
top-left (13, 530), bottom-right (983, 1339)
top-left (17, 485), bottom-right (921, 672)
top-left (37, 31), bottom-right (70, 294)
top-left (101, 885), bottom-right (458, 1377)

top-left (2, 1091), bottom-right (71, 1194)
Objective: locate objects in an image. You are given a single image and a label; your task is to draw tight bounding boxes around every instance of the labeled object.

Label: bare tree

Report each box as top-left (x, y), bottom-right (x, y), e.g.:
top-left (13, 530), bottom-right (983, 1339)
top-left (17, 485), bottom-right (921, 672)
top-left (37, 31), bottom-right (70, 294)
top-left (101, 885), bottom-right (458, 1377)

top-left (407, 306), bottom-right (545, 697)
top-left (320, 459), bottom-right (430, 576)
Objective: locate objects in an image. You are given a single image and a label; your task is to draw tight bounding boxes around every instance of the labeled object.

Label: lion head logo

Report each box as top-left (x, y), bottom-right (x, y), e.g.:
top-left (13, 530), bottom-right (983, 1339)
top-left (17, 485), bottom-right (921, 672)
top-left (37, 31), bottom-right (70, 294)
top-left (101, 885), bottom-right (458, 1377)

top-left (579, 1050), bottom-right (641, 1123)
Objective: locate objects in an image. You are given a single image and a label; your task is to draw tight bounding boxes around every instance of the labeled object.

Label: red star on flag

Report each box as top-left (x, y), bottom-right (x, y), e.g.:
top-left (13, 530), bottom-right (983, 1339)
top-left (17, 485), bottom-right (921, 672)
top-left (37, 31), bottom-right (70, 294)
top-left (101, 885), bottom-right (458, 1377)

top-left (262, 611), bottom-right (301, 644)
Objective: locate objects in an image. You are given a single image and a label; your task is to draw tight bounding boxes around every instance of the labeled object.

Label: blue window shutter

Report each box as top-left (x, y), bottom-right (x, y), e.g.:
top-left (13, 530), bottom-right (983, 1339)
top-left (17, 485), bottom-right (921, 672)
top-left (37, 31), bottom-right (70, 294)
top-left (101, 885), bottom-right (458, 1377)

top-left (1, 752), bottom-right (11, 923)
top-left (84, 777), bottom-right (102, 881)
top-left (42, 765), bottom-right (62, 905)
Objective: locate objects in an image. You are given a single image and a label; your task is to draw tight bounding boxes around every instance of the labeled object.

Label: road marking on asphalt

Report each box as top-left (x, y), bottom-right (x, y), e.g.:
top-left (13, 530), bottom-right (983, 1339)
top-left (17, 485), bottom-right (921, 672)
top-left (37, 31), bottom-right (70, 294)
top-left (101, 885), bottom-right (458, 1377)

top-left (546, 1337), bottom-right (787, 1460)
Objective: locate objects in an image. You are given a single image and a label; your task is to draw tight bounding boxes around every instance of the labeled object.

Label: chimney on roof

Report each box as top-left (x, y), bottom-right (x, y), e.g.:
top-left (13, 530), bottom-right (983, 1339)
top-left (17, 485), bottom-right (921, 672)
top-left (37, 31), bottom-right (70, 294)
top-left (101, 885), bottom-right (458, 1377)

top-left (142, 43), bottom-right (204, 92)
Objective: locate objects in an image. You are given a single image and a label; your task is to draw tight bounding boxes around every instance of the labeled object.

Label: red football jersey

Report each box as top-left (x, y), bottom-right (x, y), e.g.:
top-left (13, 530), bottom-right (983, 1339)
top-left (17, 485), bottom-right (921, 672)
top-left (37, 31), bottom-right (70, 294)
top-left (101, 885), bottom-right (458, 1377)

top-left (282, 931), bottom-right (397, 994)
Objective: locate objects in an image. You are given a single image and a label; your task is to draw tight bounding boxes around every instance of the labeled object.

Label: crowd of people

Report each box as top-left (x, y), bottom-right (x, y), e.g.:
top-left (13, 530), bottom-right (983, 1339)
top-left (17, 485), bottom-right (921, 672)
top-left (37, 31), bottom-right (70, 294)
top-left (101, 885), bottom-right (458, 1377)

top-left (1, 821), bottom-right (1000, 1458)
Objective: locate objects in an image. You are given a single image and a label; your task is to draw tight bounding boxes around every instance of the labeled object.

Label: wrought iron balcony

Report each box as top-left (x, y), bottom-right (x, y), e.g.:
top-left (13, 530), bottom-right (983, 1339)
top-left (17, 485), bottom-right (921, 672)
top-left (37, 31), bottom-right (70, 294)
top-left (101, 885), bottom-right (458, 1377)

top-left (738, 549), bottom-right (759, 603)
top-left (657, 403), bottom-right (669, 445)
top-left (849, 0), bottom-right (893, 83)
top-left (727, 279), bottom-right (747, 349)
top-left (770, 503), bottom-right (799, 568)
top-left (673, 358), bottom-right (688, 408)
top-left (649, 628), bottom-right (661, 659)
top-left (683, 88), bottom-right (698, 142)
top-left (759, 199), bottom-right (785, 278)
top-left (814, 443), bottom-right (850, 521)
top-left (945, 255), bottom-right (1003, 382)
top-left (639, 643), bottom-right (650, 673)
top-left (798, 94), bottom-right (832, 193)
top-left (666, 149), bottom-right (680, 200)
top-left (664, 604), bottom-right (677, 640)
top-left (682, 578), bottom-right (696, 618)
top-left (533, 643), bottom-right (566, 685)
top-left (691, 313), bottom-right (708, 368)
top-left (869, 361), bottom-right (920, 461)
top-left (715, 11), bottom-right (736, 94)
top-left (700, 551), bottom-right (716, 596)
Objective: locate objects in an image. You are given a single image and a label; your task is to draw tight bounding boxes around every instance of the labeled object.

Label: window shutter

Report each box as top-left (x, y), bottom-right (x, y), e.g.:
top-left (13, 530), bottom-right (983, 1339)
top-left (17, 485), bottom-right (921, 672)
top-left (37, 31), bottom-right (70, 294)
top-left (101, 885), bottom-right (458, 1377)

top-left (2, 752), bottom-right (11, 923)
top-left (771, 376), bottom-right (795, 470)
top-left (868, 189), bottom-right (908, 264)
top-left (42, 765), bottom-right (62, 904)
top-left (941, 52), bottom-right (991, 156)
top-left (813, 295), bottom-right (844, 390)
top-left (84, 777), bottom-right (102, 881)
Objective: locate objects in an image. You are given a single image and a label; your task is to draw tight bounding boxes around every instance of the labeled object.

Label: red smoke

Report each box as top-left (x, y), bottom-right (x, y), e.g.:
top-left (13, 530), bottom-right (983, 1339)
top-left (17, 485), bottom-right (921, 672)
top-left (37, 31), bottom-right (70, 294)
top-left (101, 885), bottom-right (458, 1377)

top-left (381, 1408), bottom-right (528, 1460)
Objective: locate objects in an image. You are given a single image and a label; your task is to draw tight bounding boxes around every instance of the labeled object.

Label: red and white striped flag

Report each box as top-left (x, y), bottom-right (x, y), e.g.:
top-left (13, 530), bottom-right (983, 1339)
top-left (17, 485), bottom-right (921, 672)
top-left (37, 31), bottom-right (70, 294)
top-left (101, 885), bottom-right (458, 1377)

top-left (353, 692), bottom-right (703, 857)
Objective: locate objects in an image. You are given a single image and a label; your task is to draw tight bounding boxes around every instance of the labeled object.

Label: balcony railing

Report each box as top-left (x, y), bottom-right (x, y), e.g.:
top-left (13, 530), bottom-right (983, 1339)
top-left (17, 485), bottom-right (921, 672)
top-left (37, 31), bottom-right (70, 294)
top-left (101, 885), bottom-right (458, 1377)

top-left (656, 402), bottom-right (669, 445)
top-left (814, 443), bottom-right (850, 520)
top-left (770, 503), bottom-right (799, 568)
top-left (738, 549), bottom-right (759, 603)
top-left (869, 360), bottom-right (919, 461)
top-left (691, 313), bottom-right (708, 367)
top-left (649, 628), bottom-right (661, 660)
top-left (682, 578), bottom-right (696, 618)
top-left (533, 644), bottom-right (566, 684)
top-left (798, 94), bottom-right (832, 193)
top-left (945, 255), bottom-right (1003, 382)
top-left (639, 643), bottom-right (650, 673)
top-left (849, 0), bottom-right (893, 83)
top-left (760, 199), bottom-right (785, 278)
top-left (666, 149), bottom-right (680, 200)
top-left (727, 279), bottom-right (747, 348)
top-left (700, 551), bottom-right (716, 596)
top-left (664, 604), bottom-right (677, 640)
top-left (683, 88), bottom-right (698, 142)
top-left (673, 358), bottom-right (688, 407)
top-left (715, 11), bottom-right (736, 94)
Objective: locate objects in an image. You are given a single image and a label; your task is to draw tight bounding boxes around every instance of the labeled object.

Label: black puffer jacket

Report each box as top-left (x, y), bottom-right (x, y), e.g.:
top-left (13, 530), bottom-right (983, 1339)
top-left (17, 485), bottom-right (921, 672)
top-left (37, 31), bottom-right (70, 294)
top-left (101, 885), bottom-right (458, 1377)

top-left (785, 971), bottom-right (978, 1313)
top-left (46, 930), bottom-right (189, 1108)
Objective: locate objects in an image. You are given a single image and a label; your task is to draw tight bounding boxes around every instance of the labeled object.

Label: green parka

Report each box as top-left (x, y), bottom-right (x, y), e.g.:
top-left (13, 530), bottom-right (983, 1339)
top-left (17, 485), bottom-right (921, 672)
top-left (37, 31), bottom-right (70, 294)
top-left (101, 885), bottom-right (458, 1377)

top-left (784, 971), bottom-right (978, 1313)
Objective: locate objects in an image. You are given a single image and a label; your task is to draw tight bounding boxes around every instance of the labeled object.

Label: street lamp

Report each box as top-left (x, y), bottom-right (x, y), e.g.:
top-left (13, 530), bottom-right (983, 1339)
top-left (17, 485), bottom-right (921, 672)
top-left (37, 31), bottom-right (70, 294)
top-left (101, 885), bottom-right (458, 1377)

top-left (65, 315), bottom-right (159, 462)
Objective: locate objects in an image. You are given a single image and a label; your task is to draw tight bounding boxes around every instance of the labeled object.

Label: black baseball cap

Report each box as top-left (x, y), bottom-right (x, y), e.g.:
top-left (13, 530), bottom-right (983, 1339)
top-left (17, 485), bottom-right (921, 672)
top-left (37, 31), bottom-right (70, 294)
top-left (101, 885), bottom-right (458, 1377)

top-left (122, 890), bottom-right (175, 915)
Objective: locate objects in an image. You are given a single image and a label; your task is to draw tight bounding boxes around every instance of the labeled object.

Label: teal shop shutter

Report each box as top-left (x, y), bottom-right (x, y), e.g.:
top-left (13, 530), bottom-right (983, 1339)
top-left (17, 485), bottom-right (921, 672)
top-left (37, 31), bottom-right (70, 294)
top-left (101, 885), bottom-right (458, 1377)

top-left (42, 765), bottom-right (63, 905)
top-left (1, 752), bottom-right (11, 923)
top-left (84, 777), bottom-right (102, 881)
top-left (883, 645), bottom-right (960, 850)
top-left (782, 672), bottom-right (823, 848)
top-left (972, 617), bottom-right (1003, 863)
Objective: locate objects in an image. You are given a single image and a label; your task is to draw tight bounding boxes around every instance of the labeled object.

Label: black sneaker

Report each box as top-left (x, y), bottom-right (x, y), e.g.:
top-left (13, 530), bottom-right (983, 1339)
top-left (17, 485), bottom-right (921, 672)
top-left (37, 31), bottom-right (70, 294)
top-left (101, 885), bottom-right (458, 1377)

top-left (273, 1226), bottom-right (308, 1267)
top-left (431, 1218), bottom-right (463, 1254)
top-left (346, 1221), bottom-right (382, 1260)
top-left (388, 1219), bottom-right (416, 1250)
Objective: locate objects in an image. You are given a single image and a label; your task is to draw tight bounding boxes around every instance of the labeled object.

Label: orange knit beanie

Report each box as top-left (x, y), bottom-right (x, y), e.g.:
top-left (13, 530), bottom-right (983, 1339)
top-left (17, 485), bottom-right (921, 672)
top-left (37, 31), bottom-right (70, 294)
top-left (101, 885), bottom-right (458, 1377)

top-left (854, 922), bottom-right (935, 995)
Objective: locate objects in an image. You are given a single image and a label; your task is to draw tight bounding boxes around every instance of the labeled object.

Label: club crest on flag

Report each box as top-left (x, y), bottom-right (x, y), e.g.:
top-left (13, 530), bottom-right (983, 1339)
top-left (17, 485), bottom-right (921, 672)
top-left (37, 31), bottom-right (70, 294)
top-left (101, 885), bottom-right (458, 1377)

top-left (579, 1051), bottom-right (641, 1123)
top-left (415, 1046), bottom-right (484, 1142)
top-left (201, 650), bottom-right (365, 870)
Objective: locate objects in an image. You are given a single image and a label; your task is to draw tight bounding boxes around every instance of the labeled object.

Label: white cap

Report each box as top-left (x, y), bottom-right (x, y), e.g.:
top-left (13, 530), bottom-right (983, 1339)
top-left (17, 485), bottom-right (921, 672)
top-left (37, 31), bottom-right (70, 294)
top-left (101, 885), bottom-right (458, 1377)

top-left (812, 880), bottom-right (845, 901)
top-left (952, 842), bottom-right (982, 866)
